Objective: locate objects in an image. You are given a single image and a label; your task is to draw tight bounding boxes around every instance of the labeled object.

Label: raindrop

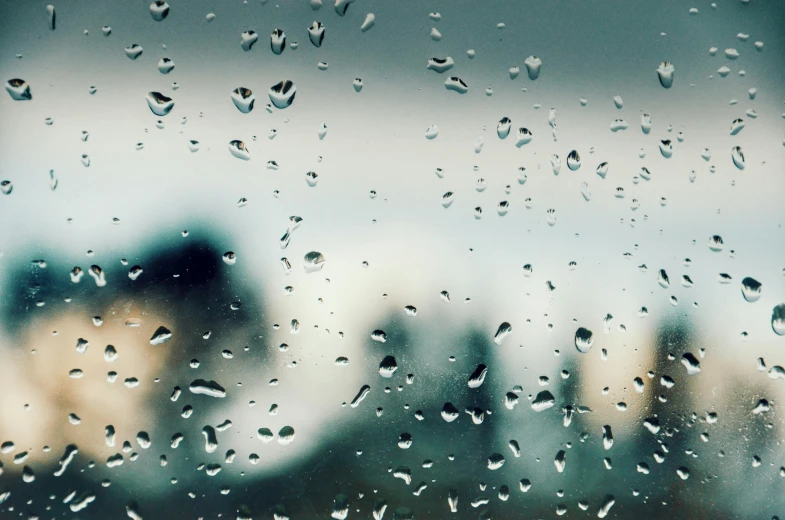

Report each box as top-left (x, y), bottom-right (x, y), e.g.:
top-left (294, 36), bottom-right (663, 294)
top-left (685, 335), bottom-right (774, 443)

top-left (575, 327), bottom-right (593, 353)
top-left (524, 56), bottom-right (542, 80)
top-left (494, 322), bottom-right (512, 345)
top-left (270, 29), bottom-right (286, 55)
top-left (5, 79), bottom-right (31, 101)
top-left (308, 21), bottom-right (325, 47)
top-left (231, 87), bottom-right (255, 113)
top-left (269, 80), bottom-right (296, 109)
top-left (241, 31), bottom-right (259, 51)
top-left (426, 57), bottom-right (455, 75)
top-left (157, 57), bottom-right (174, 74)
top-left (771, 304), bottom-right (785, 335)
top-left (532, 390), bottom-right (555, 411)
top-left (497, 117), bottom-right (512, 139)
top-left (515, 128), bottom-right (533, 147)
top-left (444, 77), bottom-right (468, 94)
top-left (567, 150), bottom-right (581, 171)
top-left (149, 1), bottom-right (169, 21)
top-left (741, 277), bottom-right (762, 302)
top-left (124, 44), bottom-right (143, 59)
top-left (228, 140), bottom-right (250, 160)
top-left (657, 61), bottom-right (674, 88)
top-left (731, 146), bottom-right (745, 170)
top-left (146, 92), bottom-right (174, 116)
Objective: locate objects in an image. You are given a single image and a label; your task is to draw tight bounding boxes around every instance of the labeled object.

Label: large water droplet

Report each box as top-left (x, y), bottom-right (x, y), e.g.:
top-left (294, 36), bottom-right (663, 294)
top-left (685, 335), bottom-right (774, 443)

top-left (468, 364), bottom-right (488, 388)
top-left (189, 379), bottom-right (226, 398)
top-left (444, 77), bottom-right (468, 94)
top-left (308, 21), bottom-right (325, 47)
top-left (567, 150), bottom-right (581, 171)
top-left (494, 322), bottom-right (512, 345)
top-left (228, 140), bottom-right (250, 160)
top-left (270, 29), bottom-right (286, 55)
top-left (515, 128), bottom-right (533, 147)
top-left (46, 5), bottom-right (56, 30)
top-left (524, 56), bottom-right (542, 80)
top-left (532, 390), bottom-right (555, 411)
top-left (150, 326), bottom-right (172, 345)
top-left (269, 80), bottom-right (296, 109)
top-left (426, 57), bottom-right (454, 73)
top-left (574, 327), bottom-right (593, 353)
top-left (146, 92), bottom-right (174, 116)
top-left (157, 57), bottom-right (174, 74)
top-left (239, 30), bottom-right (259, 52)
top-left (5, 79), bottom-right (31, 101)
top-left (149, 1), bottom-right (169, 21)
top-left (303, 251), bottom-right (326, 272)
top-left (231, 87), bottom-right (255, 113)
top-left (657, 61), bottom-right (674, 88)
top-left (497, 117), bottom-right (512, 139)
top-left (731, 146), bottom-right (745, 170)
top-left (771, 304), bottom-right (785, 335)
top-left (741, 277), bottom-right (762, 302)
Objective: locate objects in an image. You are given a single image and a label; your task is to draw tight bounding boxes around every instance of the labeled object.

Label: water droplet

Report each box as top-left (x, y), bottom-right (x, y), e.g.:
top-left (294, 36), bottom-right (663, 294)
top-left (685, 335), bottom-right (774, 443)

top-left (657, 61), bottom-right (674, 88)
top-left (444, 77), bottom-right (468, 94)
top-left (303, 251), bottom-right (326, 273)
top-left (335, 0), bottom-right (356, 16)
top-left (708, 235), bottom-right (724, 252)
top-left (575, 327), bottom-right (593, 353)
top-left (515, 127), bottom-right (533, 147)
top-left (146, 92), bottom-right (174, 116)
top-left (771, 304), bottom-right (785, 335)
top-left (494, 322), bottom-right (512, 345)
top-left (610, 119), bottom-right (628, 132)
top-left (269, 80), bottom-right (296, 109)
top-left (659, 139), bottom-right (673, 158)
top-left (5, 79), bottom-right (31, 101)
top-left (189, 379), bottom-right (226, 398)
top-left (731, 146), bottom-right (745, 170)
top-left (741, 277), bottom-right (762, 302)
top-left (231, 87), bottom-right (255, 113)
top-left (157, 57), bottom-right (174, 74)
top-left (359, 12), bottom-right (375, 31)
top-left (427, 57), bottom-right (454, 73)
top-left (730, 118), bottom-right (745, 136)
top-left (532, 390), bottom-right (555, 411)
top-left (468, 364), bottom-right (488, 388)
top-left (425, 125), bottom-right (439, 139)
top-left (307, 21), bottom-right (325, 47)
top-left (554, 450), bottom-right (566, 472)
top-left (350, 385), bottom-right (371, 407)
top-left (46, 5), bottom-right (56, 30)
top-left (228, 140), bottom-right (250, 160)
top-left (598, 495), bottom-right (616, 518)
top-left (580, 182), bottom-right (591, 201)
top-left (241, 30), bottom-right (258, 51)
top-left (524, 56), bottom-right (542, 80)
top-left (277, 426), bottom-right (295, 445)
top-left (270, 29), bottom-right (286, 54)
top-left (657, 269), bottom-right (670, 288)
top-left (681, 353), bottom-right (701, 375)
top-left (487, 453), bottom-right (505, 470)
top-left (497, 117), bottom-right (511, 139)
top-left (352, 78), bottom-right (363, 92)
top-left (567, 150), bottom-right (581, 171)
top-left (149, 1), bottom-right (169, 21)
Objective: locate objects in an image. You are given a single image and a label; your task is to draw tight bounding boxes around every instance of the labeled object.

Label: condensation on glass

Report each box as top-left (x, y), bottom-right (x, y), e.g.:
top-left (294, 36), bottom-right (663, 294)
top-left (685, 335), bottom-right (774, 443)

top-left (0, 0), bottom-right (784, 519)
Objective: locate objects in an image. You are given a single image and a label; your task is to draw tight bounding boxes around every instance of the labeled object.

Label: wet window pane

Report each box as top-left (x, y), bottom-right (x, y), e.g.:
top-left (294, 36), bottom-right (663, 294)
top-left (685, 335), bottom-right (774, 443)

top-left (1, 1), bottom-right (784, 519)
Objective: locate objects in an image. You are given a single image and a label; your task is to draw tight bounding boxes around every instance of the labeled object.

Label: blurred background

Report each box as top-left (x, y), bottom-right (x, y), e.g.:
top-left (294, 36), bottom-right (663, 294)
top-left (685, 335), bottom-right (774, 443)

top-left (1, 0), bottom-right (784, 518)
